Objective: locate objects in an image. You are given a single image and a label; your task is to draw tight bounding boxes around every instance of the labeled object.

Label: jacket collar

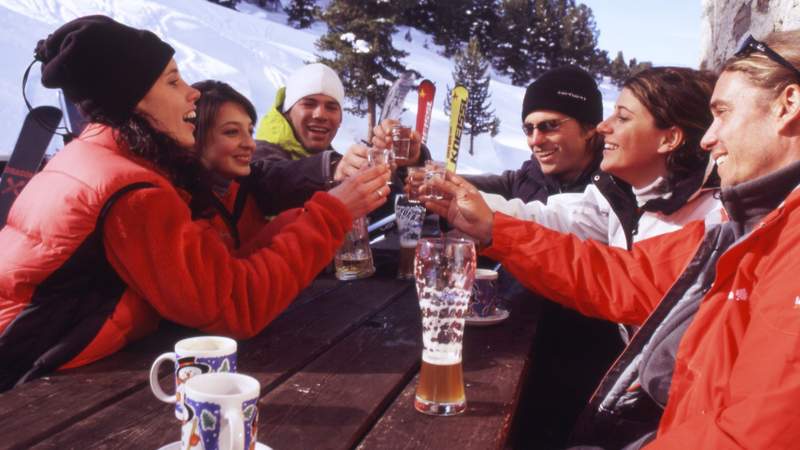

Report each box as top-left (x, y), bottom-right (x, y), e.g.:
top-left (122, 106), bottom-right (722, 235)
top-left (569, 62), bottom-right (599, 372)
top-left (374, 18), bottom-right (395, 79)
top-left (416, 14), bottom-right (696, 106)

top-left (542, 150), bottom-right (603, 195)
top-left (253, 87), bottom-right (312, 160)
top-left (721, 158), bottom-right (800, 228)
top-left (639, 159), bottom-right (719, 215)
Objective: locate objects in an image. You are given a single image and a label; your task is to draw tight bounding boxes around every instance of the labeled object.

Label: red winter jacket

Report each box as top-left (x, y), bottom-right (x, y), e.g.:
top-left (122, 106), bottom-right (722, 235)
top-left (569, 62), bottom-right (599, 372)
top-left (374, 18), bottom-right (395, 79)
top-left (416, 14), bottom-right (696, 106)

top-left (0, 125), bottom-right (351, 385)
top-left (484, 188), bottom-right (800, 449)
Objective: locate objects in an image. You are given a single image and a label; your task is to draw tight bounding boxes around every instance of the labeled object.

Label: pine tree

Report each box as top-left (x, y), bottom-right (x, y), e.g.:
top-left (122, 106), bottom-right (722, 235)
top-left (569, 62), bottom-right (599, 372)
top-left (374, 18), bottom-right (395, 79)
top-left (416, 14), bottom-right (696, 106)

top-left (256, 0), bottom-right (282, 11)
top-left (397, 0), bottom-right (438, 33)
top-left (316, 0), bottom-right (408, 138)
top-left (466, 0), bottom-right (499, 57)
top-left (207, 0), bottom-right (239, 9)
top-left (559, 2), bottom-right (600, 68)
top-left (431, 3), bottom-right (472, 57)
top-left (587, 48), bottom-right (612, 81)
top-left (493, 0), bottom-right (536, 86)
top-left (445, 38), bottom-right (500, 156)
top-left (531, 0), bottom-right (598, 75)
top-left (609, 51), bottom-right (630, 86)
top-left (285, 0), bottom-right (319, 29)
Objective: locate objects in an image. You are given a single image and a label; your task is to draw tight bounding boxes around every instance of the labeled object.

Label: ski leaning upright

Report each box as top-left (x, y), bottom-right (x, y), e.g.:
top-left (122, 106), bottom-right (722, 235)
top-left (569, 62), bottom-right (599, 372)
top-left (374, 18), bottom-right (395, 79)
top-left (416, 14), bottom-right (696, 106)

top-left (0, 106), bottom-right (63, 226)
top-left (415, 79), bottom-right (436, 146)
top-left (445, 86), bottom-right (468, 172)
top-left (378, 71), bottom-right (416, 123)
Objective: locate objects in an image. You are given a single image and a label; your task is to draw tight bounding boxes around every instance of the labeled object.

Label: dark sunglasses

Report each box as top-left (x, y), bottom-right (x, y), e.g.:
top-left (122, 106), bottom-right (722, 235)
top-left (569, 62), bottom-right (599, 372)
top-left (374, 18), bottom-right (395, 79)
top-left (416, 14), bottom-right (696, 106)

top-left (522, 118), bottom-right (571, 136)
top-left (735, 35), bottom-right (800, 81)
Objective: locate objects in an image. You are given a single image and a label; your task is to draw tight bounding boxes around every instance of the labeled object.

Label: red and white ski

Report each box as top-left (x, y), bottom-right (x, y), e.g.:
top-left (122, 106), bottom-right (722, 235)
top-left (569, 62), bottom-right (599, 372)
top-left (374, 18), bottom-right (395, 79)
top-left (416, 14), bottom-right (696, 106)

top-left (415, 79), bottom-right (435, 145)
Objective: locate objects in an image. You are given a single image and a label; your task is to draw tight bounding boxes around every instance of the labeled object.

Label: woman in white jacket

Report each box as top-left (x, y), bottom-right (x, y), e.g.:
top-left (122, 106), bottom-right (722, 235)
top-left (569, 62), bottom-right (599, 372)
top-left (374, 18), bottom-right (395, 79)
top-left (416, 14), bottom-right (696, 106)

top-left (483, 67), bottom-right (723, 250)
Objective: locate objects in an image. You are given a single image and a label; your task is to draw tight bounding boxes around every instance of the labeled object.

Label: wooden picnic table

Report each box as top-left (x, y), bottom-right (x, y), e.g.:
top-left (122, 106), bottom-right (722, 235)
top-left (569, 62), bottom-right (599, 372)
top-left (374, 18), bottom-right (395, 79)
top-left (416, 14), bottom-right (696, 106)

top-left (0, 244), bottom-right (542, 450)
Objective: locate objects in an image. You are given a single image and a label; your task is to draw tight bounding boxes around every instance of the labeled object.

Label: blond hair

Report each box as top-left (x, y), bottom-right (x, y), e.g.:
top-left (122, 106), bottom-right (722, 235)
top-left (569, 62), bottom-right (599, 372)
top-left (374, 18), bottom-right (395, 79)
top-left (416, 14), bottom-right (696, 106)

top-left (722, 29), bottom-right (800, 98)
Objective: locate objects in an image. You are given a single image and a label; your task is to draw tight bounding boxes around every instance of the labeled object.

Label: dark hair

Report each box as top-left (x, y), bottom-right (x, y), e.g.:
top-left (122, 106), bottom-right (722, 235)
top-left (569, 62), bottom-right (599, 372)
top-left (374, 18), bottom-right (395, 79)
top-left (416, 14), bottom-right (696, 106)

top-left (78, 101), bottom-right (217, 218)
top-left (623, 67), bottom-right (716, 189)
top-left (191, 80), bottom-right (257, 155)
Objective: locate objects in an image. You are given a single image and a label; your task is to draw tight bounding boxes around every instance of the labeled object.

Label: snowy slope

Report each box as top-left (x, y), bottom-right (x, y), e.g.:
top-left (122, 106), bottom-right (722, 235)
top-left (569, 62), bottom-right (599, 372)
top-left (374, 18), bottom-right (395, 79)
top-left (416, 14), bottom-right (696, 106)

top-left (0, 0), bottom-right (618, 174)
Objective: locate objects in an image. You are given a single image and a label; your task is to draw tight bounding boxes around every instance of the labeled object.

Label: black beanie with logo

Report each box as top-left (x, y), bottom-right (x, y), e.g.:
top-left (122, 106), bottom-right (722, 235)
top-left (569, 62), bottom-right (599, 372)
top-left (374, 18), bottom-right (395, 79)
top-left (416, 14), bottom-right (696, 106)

top-left (34, 15), bottom-right (175, 123)
top-left (521, 66), bottom-right (603, 125)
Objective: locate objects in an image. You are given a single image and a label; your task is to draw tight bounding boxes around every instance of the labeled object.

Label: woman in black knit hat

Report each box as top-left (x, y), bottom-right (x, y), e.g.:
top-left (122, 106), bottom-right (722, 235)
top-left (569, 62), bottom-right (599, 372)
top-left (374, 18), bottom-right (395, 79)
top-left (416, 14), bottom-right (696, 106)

top-left (0, 15), bottom-right (390, 391)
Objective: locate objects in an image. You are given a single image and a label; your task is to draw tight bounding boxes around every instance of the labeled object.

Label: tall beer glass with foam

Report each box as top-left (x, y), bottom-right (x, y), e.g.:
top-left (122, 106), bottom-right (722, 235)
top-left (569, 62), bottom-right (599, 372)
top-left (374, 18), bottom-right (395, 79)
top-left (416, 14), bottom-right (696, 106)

top-left (413, 237), bottom-right (476, 415)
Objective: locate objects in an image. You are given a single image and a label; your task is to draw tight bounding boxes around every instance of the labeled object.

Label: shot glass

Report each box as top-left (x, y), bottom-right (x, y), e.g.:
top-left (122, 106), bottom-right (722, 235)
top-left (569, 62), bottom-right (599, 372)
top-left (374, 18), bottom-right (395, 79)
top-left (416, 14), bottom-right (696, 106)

top-left (391, 125), bottom-right (412, 162)
top-left (368, 146), bottom-right (395, 171)
top-left (368, 146), bottom-right (396, 185)
top-left (424, 160), bottom-right (447, 200)
top-left (406, 166), bottom-right (425, 202)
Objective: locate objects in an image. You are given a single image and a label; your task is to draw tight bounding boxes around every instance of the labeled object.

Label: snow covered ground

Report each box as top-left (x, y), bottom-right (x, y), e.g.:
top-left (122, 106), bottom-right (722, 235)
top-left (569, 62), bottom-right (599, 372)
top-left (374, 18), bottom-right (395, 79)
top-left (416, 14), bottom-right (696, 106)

top-left (0, 0), bottom-right (618, 174)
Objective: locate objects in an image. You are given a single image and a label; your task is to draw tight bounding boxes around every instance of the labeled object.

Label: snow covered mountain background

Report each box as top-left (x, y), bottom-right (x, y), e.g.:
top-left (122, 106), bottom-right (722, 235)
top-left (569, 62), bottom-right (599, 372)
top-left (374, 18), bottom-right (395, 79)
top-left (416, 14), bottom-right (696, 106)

top-left (0, 0), bottom-right (619, 174)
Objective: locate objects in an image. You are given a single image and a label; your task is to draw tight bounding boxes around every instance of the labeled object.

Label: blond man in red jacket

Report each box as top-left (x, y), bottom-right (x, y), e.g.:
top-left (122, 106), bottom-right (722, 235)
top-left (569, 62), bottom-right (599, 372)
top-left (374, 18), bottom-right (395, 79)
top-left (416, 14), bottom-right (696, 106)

top-left (424, 29), bottom-right (800, 449)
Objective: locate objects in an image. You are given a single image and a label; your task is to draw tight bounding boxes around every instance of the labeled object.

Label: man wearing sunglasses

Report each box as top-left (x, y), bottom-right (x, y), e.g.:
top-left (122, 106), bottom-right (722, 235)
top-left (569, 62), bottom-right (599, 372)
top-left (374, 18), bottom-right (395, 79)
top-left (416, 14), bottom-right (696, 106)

top-left (425, 30), bottom-right (800, 449)
top-left (463, 66), bottom-right (620, 449)
top-left (463, 65), bottom-right (604, 204)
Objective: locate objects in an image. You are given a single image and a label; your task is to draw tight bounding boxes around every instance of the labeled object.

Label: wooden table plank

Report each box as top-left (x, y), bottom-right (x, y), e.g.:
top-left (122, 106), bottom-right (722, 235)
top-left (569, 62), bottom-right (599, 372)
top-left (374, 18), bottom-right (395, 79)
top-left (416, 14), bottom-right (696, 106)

top-left (259, 286), bottom-right (422, 450)
top-left (0, 277), bottom-right (344, 450)
top-left (29, 277), bottom-right (411, 449)
top-left (355, 293), bottom-right (541, 450)
top-left (0, 323), bottom-right (197, 450)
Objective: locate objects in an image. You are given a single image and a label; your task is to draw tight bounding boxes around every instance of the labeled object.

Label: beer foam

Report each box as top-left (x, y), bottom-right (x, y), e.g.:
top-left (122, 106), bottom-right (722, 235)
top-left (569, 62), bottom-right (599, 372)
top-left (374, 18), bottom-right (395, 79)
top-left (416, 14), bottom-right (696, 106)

top-left (418, 286), bottom-right (469, 362)
top-left (422, 352), bottom-right (461, 365)
top-left (400, 239), bottom-right (419, 248)
top-left (475, 268), bottom-right (498, 280)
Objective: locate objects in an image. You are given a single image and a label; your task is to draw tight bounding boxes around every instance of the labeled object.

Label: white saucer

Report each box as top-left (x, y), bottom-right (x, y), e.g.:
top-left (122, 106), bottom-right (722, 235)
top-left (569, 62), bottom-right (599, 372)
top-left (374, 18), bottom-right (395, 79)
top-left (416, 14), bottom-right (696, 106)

top-left (465, 308), bottom-right (510, 327)
top-left (157, 442), bottom-right (272, 450)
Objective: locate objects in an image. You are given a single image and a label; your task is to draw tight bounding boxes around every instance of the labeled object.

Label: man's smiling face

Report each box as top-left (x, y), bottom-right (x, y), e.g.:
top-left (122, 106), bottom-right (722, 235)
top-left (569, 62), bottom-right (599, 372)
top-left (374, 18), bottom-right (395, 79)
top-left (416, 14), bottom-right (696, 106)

top-left (286, 93), bottom-right (342, 152)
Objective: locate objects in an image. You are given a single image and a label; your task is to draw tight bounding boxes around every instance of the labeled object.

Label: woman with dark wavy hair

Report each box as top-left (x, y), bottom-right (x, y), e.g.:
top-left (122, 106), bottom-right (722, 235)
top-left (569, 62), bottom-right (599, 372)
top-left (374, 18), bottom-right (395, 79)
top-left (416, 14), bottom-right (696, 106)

top-left (189, 79), bottom-right (317, 253)
top-left (0, 15), bottom-right (390, 391)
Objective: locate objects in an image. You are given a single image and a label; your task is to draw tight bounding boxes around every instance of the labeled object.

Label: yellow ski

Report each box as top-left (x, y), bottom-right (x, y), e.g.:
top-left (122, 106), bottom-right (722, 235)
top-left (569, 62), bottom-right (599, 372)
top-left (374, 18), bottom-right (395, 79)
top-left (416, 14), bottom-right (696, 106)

top-left (445, 85), bottom-right (468, 172)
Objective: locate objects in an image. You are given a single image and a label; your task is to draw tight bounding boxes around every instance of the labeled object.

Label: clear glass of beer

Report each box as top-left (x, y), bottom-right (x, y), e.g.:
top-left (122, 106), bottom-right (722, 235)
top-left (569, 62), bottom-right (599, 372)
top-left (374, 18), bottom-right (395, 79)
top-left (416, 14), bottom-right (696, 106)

top-left (413, 237), bottom-right (476, 415)
top-left (395, 194), bottom-right (425, 280)
top-left (334, 216), bottom-right (375, 280)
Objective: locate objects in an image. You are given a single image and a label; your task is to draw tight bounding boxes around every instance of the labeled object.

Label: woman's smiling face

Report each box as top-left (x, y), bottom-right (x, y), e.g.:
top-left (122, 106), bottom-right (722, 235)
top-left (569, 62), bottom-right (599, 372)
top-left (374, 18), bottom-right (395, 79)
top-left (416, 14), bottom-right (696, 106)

top-left (135, 59), bottom-right (200, 148)
top-left (201, 101), bottom-right (255, 179)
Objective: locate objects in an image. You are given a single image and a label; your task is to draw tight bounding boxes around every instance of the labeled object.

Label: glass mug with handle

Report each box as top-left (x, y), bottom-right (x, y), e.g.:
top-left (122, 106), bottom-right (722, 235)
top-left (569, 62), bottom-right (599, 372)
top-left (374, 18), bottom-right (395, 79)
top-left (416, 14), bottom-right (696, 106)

top-left (413, 237), bottom-right (476, 415)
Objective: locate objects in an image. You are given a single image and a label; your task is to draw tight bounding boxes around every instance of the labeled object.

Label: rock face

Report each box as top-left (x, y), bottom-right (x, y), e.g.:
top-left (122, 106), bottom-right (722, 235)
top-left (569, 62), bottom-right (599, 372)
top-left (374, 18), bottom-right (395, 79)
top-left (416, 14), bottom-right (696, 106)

top-left (700, 0), bottom-right (800, 71)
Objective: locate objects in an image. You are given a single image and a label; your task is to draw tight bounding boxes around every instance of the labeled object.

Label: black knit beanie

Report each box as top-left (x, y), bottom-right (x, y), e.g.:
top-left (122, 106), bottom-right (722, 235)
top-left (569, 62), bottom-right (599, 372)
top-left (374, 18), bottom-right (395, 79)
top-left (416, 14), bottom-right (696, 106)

top-left (34, 15), bottom-right (175, 123)
top-left (521, 66), bottom-right (603, 125)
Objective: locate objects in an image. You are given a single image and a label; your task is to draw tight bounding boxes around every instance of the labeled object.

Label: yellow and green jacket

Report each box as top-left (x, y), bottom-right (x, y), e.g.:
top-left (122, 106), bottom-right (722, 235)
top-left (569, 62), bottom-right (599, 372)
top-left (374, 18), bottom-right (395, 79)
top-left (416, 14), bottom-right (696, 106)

top-left (248, 87), bottom-right (342, 215)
